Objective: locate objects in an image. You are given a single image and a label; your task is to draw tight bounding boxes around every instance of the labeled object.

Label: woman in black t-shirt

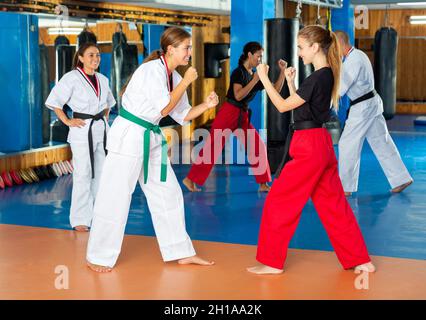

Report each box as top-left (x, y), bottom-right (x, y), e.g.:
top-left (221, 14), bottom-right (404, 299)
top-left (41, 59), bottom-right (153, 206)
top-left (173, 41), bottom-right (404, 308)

top-left (183, 42), bottom-right (286, 192)
top-left (248, 26), bottom-right (375, 275)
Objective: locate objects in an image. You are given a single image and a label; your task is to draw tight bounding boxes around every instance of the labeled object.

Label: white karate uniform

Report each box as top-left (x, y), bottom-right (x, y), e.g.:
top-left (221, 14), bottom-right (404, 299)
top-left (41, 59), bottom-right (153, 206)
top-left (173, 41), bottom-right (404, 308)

top-left (338, 48), bottom-right (412, 192)
top-left (86, 57), bottom-right (195, 268)
top-left (45, 69), bottom-right (116, 228)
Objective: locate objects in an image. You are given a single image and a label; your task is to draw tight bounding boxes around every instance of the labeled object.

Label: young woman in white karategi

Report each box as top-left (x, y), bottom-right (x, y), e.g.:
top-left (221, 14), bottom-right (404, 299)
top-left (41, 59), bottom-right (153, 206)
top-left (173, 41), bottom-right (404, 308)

top-left (86, 27), bottom-right (218, 272)
top-left (45, 43), bottom-right (116, 232)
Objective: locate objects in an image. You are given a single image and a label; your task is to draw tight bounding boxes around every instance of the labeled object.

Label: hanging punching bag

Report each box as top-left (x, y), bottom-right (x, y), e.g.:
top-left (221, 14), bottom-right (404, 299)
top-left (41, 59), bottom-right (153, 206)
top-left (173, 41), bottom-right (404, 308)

top-left (77, 27), bottom-right (97, 48)
top-left (374, 27), bottom-right (397, 120)
top-left (52, 35), bottom-right (74, 142)
top-left (39, 44), bottom-right (51, 144)
top-left (111, 30), bottom-right (138, 111)
top-left (265, 18), bottom-right (299, 174)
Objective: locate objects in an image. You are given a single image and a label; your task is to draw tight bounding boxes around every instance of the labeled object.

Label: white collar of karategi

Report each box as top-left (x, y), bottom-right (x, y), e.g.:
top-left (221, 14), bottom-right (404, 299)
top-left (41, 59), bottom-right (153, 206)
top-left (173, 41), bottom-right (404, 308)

top-left (159, 55), bottom-right (173, 93)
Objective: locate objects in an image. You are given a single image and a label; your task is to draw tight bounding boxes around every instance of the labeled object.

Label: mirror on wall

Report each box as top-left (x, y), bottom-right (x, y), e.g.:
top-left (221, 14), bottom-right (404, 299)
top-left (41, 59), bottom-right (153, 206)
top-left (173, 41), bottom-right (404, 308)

top-left (0, 11), bottom-right (191, 155)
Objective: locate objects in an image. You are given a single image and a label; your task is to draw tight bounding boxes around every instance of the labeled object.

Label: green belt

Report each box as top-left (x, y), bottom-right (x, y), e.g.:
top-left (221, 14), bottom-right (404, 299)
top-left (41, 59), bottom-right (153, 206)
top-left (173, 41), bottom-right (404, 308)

top-left (119, 108), bottom-right (167, 184)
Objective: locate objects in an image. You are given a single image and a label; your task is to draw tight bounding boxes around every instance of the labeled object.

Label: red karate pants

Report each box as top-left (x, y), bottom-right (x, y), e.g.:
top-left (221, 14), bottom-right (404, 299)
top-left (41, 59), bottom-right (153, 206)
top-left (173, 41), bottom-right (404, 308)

top-left (256, 127), bottom-right (371, 270)
top-left (187, 102), bottom-right (271, 186)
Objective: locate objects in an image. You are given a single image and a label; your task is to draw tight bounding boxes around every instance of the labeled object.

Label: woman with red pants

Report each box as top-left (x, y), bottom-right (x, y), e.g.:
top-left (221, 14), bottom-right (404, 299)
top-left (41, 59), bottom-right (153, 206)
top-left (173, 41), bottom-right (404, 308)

top-left (248, 26), bottom-right (375, 275)
top-left (183, 42), bottom-right (286, 192)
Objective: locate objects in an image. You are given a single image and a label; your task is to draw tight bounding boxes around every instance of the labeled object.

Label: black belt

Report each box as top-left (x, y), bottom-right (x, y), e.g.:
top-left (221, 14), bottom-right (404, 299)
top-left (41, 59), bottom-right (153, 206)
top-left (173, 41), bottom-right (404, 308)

top-left (275, 120), bottom-right (324, 178)
top-left (227, 98), bottom-right (250, 129)
top-left (346, 89), bottom-right (377, 120)
top-left (73, 109), bottom-right (108, 179)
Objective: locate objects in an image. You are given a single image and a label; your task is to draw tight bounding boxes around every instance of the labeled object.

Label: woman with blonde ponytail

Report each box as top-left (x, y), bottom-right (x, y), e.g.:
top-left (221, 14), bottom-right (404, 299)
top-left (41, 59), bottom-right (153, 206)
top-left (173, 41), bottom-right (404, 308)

top-left (248, 25), bottom-right (375, 275)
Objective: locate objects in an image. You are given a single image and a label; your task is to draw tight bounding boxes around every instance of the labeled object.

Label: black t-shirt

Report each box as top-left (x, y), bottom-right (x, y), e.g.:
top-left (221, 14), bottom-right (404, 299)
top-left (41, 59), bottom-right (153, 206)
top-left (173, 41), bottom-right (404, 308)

top-left (226, 65), bottom-right (264, 106)
top-left (295, 67), bottom-right (333, 123)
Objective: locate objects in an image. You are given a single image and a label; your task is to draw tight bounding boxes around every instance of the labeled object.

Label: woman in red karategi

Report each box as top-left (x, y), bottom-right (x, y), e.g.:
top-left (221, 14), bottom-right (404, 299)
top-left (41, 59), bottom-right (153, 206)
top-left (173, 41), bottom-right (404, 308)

top-left (248, 26), bottom-right (376, 275)
top-left (183, 42), bottom-right (286, 192)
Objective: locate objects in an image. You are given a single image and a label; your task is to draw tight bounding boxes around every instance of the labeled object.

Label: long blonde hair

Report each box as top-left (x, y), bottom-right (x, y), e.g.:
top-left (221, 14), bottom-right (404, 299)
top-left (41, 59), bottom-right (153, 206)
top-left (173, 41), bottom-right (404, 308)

top-left (298, 25), bottom-right (341, 109)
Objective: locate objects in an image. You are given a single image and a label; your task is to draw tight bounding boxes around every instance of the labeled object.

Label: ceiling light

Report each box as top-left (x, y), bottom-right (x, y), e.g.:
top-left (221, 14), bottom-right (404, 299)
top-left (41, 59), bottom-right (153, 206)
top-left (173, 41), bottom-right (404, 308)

top-left (397, 2), bottom-right (426, 6)
top-left (48, 27), bottom-right (84, 35)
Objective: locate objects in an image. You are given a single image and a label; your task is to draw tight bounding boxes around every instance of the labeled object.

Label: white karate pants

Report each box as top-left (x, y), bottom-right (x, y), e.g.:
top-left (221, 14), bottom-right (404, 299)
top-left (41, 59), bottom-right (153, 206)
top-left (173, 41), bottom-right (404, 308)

top-left (338, 112), bottom-right (412, 192)
top-left (70, 141), bottom-right (105, 228)
top-left (86, 147), bottom-right (195, 268)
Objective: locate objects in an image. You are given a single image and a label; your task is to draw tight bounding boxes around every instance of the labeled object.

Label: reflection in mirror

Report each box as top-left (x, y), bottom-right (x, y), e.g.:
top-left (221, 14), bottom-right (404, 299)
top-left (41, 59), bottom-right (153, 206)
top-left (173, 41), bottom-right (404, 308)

top-left (0, 11), bottom-right (188, 155)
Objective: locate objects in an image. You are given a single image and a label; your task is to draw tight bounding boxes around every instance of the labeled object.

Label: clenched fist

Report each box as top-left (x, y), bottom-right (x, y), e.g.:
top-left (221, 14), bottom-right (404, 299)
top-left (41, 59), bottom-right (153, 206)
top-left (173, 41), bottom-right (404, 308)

top-left (284, 67), bottom-right (296, 82)
top-left (183, 67), bottom-right (198, 85)
top-left (256, 63), bottom-right (269, 77)
top-left (205, 91), bottom-right (219, 109)
top-left (278, 59), bottom-right (287, 71)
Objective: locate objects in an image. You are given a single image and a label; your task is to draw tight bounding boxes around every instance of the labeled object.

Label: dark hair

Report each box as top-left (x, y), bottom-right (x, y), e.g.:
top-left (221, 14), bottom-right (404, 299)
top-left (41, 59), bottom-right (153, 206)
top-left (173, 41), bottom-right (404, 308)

top-left (120, 27), bottom-right (191, 97)
top-left (298, 25), bottom-right (341, 109)
top-left (72, 42), bottom-right (100, 69)
top-left (238, 41), bottom-right (263, 66)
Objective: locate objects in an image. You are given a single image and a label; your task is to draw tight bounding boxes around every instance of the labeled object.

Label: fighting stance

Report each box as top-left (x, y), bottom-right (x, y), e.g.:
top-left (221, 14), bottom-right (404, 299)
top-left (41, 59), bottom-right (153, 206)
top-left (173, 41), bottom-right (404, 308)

top-left (86, 27), bottom-right (218, 272)
top-left (45, 43), bottom-right (116, 232)
top-left (335, 31), bottom-right (413, 196)
top-left (248, 26), bottom-right (375, 275)
top-left (183, 41), bottom-right (287, 192)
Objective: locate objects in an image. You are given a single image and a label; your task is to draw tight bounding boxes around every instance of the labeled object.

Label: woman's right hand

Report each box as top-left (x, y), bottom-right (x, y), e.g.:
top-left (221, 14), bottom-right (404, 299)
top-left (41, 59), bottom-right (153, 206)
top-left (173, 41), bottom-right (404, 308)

top-left (66, 118), bottom-right (86, 128)
top-left (183, 67), bottom-right (198, 85)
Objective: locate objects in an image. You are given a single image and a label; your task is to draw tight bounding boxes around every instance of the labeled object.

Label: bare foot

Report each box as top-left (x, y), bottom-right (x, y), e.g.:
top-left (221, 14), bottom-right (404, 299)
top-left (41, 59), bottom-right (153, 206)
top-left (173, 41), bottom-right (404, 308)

top-left (87, 261), bottom-right (112, 273)
top-left (247, 264), bottom-right (283, 275)
top-left (391, 180), bottom-right (413, 193)
top-left (354, 262), bottom-right (376, 273)
top-left (344, 192), bottom-right (352, 197)
top-left (258, 183), bottom-right (271, 192)
top-left (178, 255), bottom-right (214, 266)
top-left (182, 177), bottom-right (201, 192)
top-left (74, 225), bottom-right (89, 232)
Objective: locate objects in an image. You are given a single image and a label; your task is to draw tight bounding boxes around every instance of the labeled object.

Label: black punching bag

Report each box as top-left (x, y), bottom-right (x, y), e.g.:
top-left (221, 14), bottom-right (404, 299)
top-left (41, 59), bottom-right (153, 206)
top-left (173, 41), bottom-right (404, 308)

top-left (265, 18), bottom-right (299, 173)
top-left (52, 36), bottom-right (74, 142)
top-left (77, 27), bottom-right (97, 48)
top-left (374, 27), bottom-right (397, 120)
top-left (39, 44), bottom-right (51, 144)
top-left (111, 31), bottom-right (138, 110)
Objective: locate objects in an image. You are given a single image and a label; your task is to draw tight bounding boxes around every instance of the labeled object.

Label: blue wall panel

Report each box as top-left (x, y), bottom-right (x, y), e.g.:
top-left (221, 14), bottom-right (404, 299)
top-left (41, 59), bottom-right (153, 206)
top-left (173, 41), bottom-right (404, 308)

top-left (0, 12), bottom-right (41, 152)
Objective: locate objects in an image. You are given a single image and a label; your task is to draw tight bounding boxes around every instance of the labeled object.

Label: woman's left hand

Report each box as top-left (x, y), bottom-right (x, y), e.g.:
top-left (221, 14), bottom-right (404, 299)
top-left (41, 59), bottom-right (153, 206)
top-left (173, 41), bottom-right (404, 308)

top-left (205, 91), bottom-right (219, 109)
top-left (256, 63), bottom-right (269, 78)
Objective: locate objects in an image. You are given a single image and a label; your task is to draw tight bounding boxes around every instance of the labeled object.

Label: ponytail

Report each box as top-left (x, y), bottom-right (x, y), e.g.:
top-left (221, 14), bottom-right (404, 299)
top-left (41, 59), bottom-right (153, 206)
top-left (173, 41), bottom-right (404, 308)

top-left (327, 31), bottom-right (341, 110)
top-left (238, 54), bottom-right (245, 66)
top-left (142, 49), bottom-right (163, 64)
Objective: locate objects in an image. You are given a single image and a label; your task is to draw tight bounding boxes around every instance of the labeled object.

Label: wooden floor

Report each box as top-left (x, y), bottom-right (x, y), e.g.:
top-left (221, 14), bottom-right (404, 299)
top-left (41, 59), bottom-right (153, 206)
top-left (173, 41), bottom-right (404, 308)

top-left (0, 224), bottom-right (425, 300)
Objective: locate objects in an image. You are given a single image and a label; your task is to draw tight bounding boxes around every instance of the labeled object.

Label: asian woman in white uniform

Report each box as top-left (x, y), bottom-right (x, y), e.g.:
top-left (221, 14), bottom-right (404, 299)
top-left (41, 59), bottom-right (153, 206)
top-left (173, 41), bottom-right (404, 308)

top-left (45, 43), bottom-right (116, 232)
top-left (86, 27), bottom-right (219, 272)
